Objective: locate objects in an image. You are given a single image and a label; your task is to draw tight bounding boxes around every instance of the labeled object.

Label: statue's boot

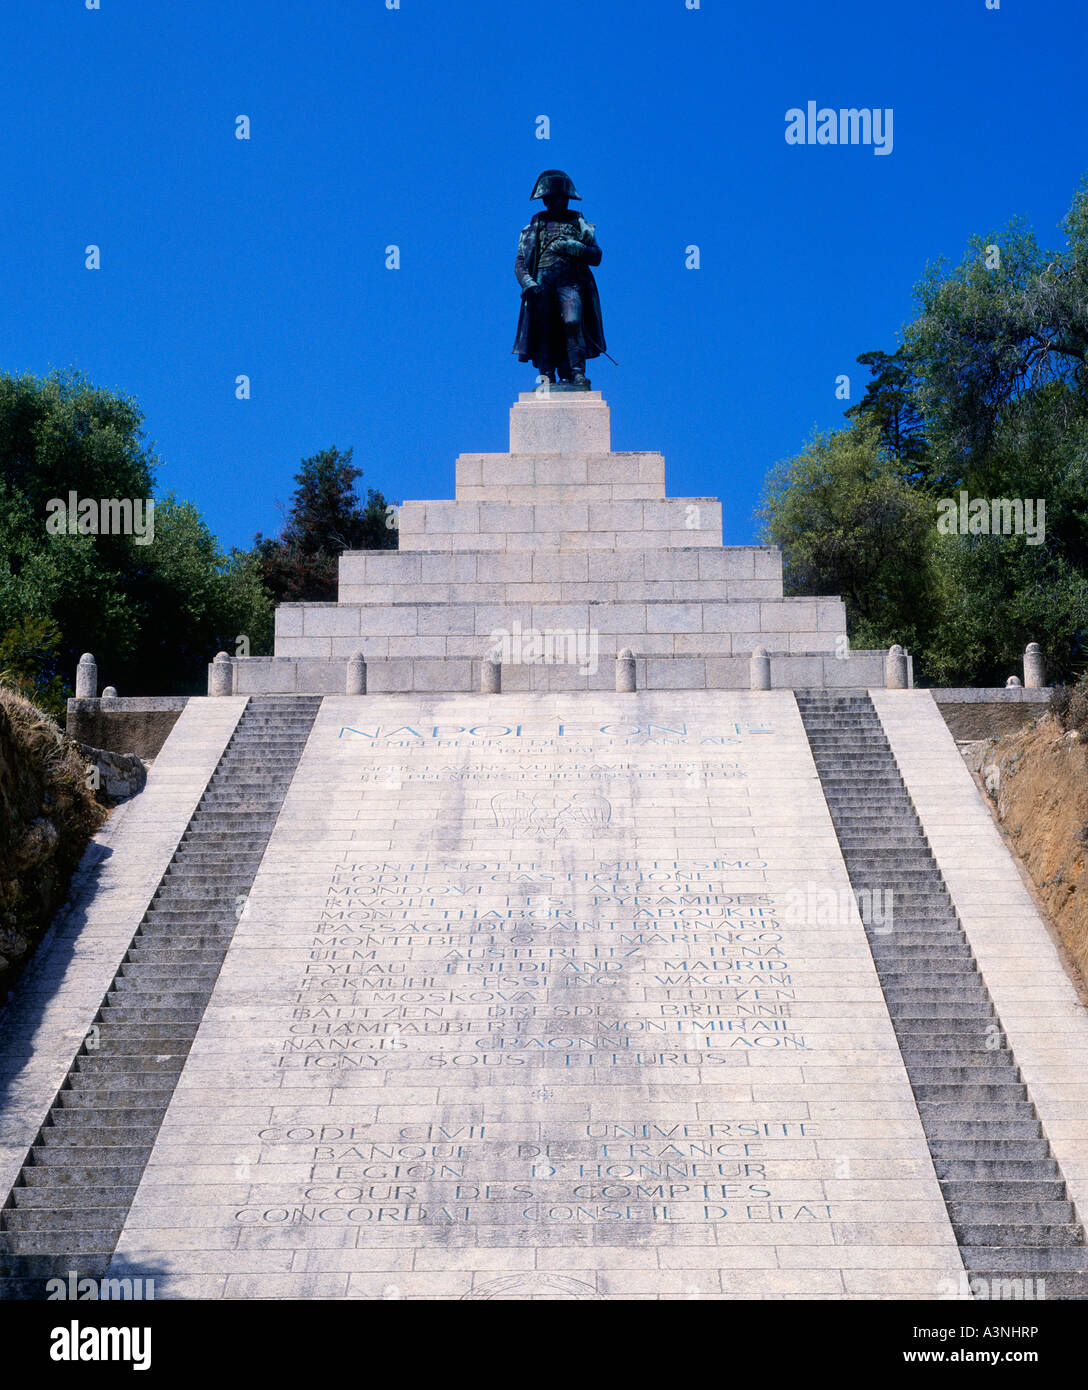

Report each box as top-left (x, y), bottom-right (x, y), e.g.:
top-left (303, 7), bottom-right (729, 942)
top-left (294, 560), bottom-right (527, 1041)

top-left (563, 317), bottom-right (589, 389)
top-left (556, 338), bottom-right (589, 388)
top-left (562, 350), bottom-right (589, 390)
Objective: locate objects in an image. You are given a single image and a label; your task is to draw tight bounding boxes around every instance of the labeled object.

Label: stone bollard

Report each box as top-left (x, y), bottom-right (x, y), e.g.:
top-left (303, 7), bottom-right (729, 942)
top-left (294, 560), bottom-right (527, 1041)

top-left (1006, 675), bottom-right (1022, 688)
top-left (208, 651), bottom-right (233, 697)
top-left (101, 686), bottom-right (118, 700)
top-left (482, 656), bottom-right (502, 694)
top-left (75, 653), bottom-right (97, 699)
top-left (346, 651), bottom-right (367, 695)
top-left (1023, 642), bottom-right (1045, 688)
top-left (749, 646), bottom-right (771, 691)
top-left (885, 644), bottom-right (909, 690)
top-left (616, 648), bottom-right (636, 693)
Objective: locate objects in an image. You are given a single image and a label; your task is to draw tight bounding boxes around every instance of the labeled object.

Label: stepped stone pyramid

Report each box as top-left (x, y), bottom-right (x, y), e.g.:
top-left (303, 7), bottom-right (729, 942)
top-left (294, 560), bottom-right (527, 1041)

top-left (229, 391), bottom-right (898, 695)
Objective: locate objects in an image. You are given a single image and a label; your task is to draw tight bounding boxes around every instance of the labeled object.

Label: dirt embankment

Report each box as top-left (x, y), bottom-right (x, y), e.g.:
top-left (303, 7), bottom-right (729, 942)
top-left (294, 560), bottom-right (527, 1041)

top-left (976, 713), bottom-right (1088, 989)
top-left (0, 687), bottom-right (107, 992)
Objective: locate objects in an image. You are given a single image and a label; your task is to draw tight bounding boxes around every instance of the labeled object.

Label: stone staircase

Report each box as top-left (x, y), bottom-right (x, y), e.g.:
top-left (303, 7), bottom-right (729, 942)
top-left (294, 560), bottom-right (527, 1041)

top-left (217, 392), bottom-right (896, 694)
top-left (0, 695), bottom-right (320, 1298)
top-left (796, 689), bottom-right (1088, 1300)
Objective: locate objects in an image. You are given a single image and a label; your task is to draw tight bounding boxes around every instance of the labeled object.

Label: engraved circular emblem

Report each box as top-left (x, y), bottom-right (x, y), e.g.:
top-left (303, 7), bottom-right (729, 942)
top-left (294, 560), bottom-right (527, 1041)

top-left (462, 1274), bottom-right (598, 1301)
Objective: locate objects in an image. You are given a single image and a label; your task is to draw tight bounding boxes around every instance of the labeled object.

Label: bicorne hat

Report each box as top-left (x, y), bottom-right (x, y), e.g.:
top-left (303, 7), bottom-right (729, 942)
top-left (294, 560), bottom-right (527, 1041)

top-left (530, 169), bottom-right (582, 200)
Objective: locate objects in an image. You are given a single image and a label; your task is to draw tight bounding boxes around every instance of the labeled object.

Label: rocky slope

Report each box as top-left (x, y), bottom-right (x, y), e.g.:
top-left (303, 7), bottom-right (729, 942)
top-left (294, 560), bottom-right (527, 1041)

top-left (0, 688), bottom-right (107, 992)
top-left (976, 711), bottom-right (1088, 990)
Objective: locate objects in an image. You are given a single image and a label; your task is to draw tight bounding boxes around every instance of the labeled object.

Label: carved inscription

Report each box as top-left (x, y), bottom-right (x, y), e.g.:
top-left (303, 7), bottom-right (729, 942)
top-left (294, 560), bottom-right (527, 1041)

top-left (235, 713), bottom-right (835, 1241)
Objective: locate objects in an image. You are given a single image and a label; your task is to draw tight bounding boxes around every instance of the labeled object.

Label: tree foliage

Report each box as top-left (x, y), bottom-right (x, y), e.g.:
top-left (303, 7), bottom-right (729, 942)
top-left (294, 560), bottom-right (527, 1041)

top-left (844, 348), bottom-right (929, 481)
top-left (761, 174), bottom-right (1088, 686)
top-left (254, 446), bottom-right (396, 604)
top-left (0, 370), bottom-right (272, 699)
top-left (758, 421), bottom-right (936, 656)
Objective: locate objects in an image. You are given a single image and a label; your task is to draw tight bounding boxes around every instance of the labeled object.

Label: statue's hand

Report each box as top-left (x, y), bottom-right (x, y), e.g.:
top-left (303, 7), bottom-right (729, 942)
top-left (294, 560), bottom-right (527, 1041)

top-left (521, 281), bottom-right (542, 300)
top-left (552, 238), bottom-right (586, 258)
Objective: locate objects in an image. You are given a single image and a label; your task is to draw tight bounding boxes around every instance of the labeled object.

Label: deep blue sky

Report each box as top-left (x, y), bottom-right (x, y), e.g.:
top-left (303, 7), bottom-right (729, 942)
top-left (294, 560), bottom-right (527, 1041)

top-left (3, 1), bottom-right (1085, 550)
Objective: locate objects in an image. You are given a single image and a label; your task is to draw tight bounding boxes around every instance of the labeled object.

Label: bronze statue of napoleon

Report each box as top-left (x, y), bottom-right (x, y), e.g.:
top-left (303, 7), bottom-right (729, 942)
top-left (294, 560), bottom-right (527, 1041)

top-left (513, 169), bottom-right (606, 389)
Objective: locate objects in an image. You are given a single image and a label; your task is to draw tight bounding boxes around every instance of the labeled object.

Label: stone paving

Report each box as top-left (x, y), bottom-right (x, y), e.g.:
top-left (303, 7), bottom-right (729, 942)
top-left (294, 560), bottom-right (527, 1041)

top-left (4, 687), bottom-right (1086, 1298)
top-left (108, 691), bottom-right (964, 1299)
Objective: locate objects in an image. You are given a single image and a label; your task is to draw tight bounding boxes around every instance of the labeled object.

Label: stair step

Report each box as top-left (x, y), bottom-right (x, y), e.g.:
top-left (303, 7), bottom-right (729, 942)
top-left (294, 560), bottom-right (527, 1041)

top-left (10, 1184), bottom-right (145, 1208)
top-left (940, 1181), bottom-right (1070, 1204)
top-left (930, 1140), bottom-right (1053, 1162)
top-left (1, 1209), bottom-right (130, 1234)
top-left (0, 1254), bottom-right (113, 1279)
top-left (954, 1223), bottom-right (1084, 1247)
top-left (961, 1246), bottom-right (1088, 1271)
top-left (30, 1142), bottom-right (156, 1161)
top-left (932, 1158), bottom-right (1060, 1182)
top-left (18, 1165), bottom-right (154, 1189)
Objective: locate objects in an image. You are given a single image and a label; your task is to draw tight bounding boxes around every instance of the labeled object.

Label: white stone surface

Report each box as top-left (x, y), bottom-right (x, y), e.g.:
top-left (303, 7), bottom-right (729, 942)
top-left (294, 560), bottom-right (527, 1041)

top-left (454, 451), bottom-right (666, 502)
top-left (112, 691), bottom-right (961, 1298)
top-left (509, 393), bottom-right (611, 454)
top-left (233, 650), bottom-right (889, 696)
top-left (397, 499), bottom-right (725, 552)
top-left (271, 396), bottom-right (882, 690)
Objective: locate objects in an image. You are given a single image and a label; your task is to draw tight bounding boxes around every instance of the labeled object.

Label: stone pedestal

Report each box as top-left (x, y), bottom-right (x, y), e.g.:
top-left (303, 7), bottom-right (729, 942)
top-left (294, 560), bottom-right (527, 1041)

top-left (261, 394), bottom-right (897, 692)
top-left (508, 389), bottom-right (611, 454)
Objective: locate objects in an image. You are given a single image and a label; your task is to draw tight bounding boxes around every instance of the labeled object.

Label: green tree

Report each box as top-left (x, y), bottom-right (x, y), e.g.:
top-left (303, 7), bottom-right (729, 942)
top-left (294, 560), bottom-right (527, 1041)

top-left (764, 173), bottom-right (1088, 687)
top-left (0, 369), bottom-right (155, 692)
top-left (0, 616), bottom-right (69, 719)
top-left (0, 367), bottom-right (156, 520)
top-left (0, 369), bottom-right (276, 698)
top-left (758, 420), bottom-right (938, 659)
top-left (121, 496), bottom-right (274, 693)
top-left (255, 446), bottom-right (396, 603)
top-left (905, 188), bottom-right (1088, 494)
top-left (901, 181), bottom-right (1088, 681)
top-left (924, 527), bottom-right (1088, 687)
top-left (844, 347), bottom-right (931, 483)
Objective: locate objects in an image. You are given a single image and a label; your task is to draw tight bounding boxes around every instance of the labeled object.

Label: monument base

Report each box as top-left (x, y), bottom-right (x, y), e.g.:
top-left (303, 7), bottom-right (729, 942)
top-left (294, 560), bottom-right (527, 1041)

top-left (222, 393), bottom-right (908, 696)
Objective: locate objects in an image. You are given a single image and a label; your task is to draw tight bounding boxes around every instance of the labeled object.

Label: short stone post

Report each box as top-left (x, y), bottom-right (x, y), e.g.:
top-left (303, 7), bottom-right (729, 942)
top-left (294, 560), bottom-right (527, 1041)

top-left (1006, 675), bottom-right (1022, 689)
top-left (208, 651), bottom-right (233, 697)
top-left (347, 651), bottom-right (367, 695)
top-left (885, 644), bottom-right (908, 690)
top-left (482, 656), bottom-right (502, 694)
top-left (101, 686), bottom-right (118, 700)
top-left (75, 652), bottom-right (97, 699)
top-left (1023, 642), bottom-right (1045, 688)
top-left (749, 646), bottom-right (771, 691)
top-left (616, 648), bottom-right (636, 693)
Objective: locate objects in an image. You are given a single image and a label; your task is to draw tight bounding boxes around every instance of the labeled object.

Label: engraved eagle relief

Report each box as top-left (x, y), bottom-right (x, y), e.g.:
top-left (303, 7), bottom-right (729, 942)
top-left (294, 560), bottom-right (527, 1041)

top-left (490, 790), bottom-right (612, 839)
top-left (462, 1273), bottom-right (599, 1300)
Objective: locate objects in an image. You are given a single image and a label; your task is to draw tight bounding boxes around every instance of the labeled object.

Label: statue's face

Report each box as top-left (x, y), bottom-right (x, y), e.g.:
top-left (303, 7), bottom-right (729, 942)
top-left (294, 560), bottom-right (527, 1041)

top-left (542, 193), bottom-right (569, 214)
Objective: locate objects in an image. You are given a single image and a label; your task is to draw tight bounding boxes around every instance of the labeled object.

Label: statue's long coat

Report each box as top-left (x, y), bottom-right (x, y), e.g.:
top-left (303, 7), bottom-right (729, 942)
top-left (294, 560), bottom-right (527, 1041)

top-left (512, 211), bottom-right (606, 362)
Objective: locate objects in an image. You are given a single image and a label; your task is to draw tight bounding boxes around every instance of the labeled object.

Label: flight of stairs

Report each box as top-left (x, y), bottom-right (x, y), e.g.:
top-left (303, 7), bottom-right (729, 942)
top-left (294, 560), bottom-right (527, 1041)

top-left (797, 690), bottom-right (1088, 1300)
top-left (0, 695), bottom-right (320, 1299)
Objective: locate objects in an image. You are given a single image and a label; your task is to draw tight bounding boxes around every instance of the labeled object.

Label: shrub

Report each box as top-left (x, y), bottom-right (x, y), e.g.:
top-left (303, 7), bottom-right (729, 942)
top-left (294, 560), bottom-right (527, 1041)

top-left (1052, 674), bottom-right (1088, 740)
